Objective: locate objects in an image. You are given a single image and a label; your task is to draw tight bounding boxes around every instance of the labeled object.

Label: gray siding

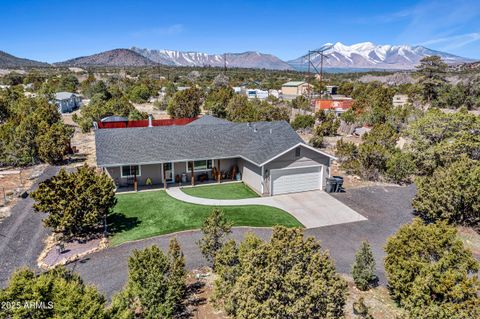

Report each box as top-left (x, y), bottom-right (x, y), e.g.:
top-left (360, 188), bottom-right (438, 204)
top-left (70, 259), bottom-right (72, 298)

top-left (238, 159), bottom-right (262, 194)
top-left (264, 146), bottom-right (331, 190)
top-left (107, 159), bottom-right (242, 187)
top-left (105, 164), bottom-right (162, 187)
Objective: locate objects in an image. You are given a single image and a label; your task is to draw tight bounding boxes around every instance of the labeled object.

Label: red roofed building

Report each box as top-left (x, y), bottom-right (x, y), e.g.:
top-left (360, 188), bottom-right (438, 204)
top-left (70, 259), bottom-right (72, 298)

top-left (314, 95), bottom-right (354, 114)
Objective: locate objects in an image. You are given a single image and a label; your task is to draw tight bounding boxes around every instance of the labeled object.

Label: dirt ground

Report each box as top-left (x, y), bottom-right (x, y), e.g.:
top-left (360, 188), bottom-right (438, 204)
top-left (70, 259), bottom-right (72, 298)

top-left (62, 111), bottom-right (96, 167)
top-left (133, 102), bottom-right (170, 119)
top-left (184, 269), bottom-right (405, 319)
top-left (458, 226), bottom-right (480, 258)
top-left (0, 164), bottom-right (48, 218)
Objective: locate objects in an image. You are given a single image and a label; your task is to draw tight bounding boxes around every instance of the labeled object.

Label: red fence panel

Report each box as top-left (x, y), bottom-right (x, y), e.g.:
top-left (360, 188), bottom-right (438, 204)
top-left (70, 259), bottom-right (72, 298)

top-left (97, 117), bottom-right (197, 129)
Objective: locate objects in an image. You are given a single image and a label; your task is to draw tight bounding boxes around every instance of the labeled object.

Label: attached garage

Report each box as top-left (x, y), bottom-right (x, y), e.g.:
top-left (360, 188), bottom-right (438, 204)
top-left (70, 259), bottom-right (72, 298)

top-left (270, 165), bottom-right (322, 196)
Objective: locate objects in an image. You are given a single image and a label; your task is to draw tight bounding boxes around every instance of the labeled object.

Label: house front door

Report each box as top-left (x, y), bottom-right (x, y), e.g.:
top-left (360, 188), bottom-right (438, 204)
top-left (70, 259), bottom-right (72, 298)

top-left (163, 163), bottom-right (174, 183)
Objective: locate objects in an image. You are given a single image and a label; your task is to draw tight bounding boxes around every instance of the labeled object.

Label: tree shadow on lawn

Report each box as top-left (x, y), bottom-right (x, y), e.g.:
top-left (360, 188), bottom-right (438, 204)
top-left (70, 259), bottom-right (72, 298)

top-left (108, 212), bottom-right (141, 235)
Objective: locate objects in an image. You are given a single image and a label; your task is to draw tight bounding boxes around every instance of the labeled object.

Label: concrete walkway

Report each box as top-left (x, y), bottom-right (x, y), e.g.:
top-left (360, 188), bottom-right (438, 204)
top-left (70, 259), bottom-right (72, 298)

top-left (166, 188), bottom-right (366, 228)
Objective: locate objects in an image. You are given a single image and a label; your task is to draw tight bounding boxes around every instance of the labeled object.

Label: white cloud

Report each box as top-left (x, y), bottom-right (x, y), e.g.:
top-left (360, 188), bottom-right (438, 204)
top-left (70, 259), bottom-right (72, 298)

top-left (422, 32), bottom-right (480, 50)
top-left (395, 0), bottom-right (480, 44)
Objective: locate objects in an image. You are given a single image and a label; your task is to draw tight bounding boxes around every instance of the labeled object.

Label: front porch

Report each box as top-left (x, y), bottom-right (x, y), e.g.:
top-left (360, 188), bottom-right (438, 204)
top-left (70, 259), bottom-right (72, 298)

top-left (115, 179), bottom-right (243, 194)
top-left (108, 158), bottom-right (244, 192)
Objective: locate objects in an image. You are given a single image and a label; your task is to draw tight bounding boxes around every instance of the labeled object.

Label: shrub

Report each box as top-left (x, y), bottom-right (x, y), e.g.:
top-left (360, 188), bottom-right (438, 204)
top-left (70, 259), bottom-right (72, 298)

top-left (31, 165), bottom-right (116, 239)
top-left (110, 241), bottom-right (186, 318)
top-left (412, 156), bottom-right (480, 227)
top-left (385, 218), bottom-right (480, 318)
top-left (290, 114), bottom-right (315, 130)
top-left (0, 267), bottom-right (107, 318)
top-left (385, 151), bottom-right (415, 184)
top-left (213, 227), bottom-right (348, 318)
top-left (197, 208), bottom-right (232, 266)
top-left (167, 87), bottom-right (203, 118)
top-left (351, 241), bottom-right (377, 291)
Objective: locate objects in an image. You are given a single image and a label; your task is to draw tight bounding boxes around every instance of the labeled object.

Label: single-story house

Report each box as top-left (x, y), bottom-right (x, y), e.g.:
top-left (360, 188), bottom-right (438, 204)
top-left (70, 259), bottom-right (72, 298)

top-left (246, 89), bottom-right (269, 99)
top-left (315, 95), bottom-right (354, 114)
top-left (95, 115), bottom-right (336, 196)
top-left (54, 92), bottom-right (82, 113)
top-left (281, 81), bottom-right (313, 96)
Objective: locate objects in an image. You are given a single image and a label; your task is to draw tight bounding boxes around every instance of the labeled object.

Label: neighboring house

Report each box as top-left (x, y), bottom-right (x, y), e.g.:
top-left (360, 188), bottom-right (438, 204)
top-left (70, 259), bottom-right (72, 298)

top-left (95, 115), bottom-right (336, 196)
top-left (314, 95), bottom-right (354, 114)
top-left (54, 92), bottom-right (82, 113)
top-left (281, 81), bottom-right (312, 96)
top-left (325, 85), bottom-right (338, 95)
top-left (246, 89), bottom-right (269, 99)
top-left (392, 94), bottom-right (409, 107)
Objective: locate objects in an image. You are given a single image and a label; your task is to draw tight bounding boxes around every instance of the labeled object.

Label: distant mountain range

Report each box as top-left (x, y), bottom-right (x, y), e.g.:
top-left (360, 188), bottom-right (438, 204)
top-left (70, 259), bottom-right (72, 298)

top-left (130, 47), bottom-right (293, 70)
top-left (0, 50), bottom-right (49, 68)
top-left (53, 49), bottom-right (157, 67)
top-left (288, 42), bottom-right (476, 70)
top-left (0, 42), bottom-right (477, 71)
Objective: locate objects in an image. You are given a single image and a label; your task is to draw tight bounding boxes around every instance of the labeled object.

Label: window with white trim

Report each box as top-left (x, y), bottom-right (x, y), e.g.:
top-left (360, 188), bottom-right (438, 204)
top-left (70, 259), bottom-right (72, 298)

top-left (186, 160), bottom-right (213, 172)
top-left (121, 165), bottom-right (141, 178)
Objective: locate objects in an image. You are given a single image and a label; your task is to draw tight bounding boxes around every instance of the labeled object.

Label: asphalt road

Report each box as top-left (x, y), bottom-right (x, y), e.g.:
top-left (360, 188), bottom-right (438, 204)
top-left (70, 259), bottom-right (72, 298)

top-left (0, 165), bottom-right (60, 287)
top-left (69, 184), bottom-right (416, 299)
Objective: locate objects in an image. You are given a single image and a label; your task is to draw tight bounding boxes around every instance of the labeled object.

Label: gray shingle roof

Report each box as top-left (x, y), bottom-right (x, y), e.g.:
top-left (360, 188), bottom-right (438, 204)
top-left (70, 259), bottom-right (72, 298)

top-left (95, 120), bottom-right (303, 167)
top-left (186, 115), bottom-right (231, 126)
top-left (54, 92), bottom-right (78, 100)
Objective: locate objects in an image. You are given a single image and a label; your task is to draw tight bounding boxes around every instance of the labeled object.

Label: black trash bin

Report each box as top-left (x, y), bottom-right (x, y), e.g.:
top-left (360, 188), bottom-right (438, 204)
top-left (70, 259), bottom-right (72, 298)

top-left (332, 176), bottom-right (344, 192)
top-left (325, 178), bottom-right (337, 193)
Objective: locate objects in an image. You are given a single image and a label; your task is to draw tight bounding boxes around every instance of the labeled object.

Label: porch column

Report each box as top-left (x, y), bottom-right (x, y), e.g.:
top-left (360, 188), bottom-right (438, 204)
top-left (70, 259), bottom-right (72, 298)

top-left (217, 159), bottom-right (221, 183)
top-left (261, 165), bottom-right (264, 195)
top-left (191, 161), bottom-right (195, 186)
top-left (162, 163), bottom-right (167, 190)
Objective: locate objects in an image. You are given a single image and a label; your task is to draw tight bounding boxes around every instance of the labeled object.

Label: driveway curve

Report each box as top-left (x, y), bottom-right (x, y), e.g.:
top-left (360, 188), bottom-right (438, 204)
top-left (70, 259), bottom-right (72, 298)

top-left (166, 187), bottom-right (366, 229)
top-left (70, 185), bottom-right (415, 300)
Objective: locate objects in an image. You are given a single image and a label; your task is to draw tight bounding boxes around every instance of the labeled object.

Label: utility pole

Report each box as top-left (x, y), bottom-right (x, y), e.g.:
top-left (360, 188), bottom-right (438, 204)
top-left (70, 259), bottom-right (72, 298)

top-left (305, 44), bottom-right (333, 105)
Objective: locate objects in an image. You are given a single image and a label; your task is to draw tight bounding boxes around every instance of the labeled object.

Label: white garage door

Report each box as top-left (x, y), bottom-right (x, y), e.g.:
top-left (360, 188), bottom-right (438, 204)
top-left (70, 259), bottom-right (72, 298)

top-left (270, 166), bottom-right (322, 196)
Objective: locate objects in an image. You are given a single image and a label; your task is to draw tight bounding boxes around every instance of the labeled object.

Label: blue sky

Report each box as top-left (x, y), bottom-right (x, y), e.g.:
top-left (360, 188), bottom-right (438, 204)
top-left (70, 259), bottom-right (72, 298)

top-left (1, 0), bottom-right (479, 63)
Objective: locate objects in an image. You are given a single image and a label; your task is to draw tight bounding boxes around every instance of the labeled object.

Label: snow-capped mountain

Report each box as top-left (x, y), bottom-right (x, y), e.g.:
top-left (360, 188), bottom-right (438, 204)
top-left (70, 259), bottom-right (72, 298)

top-left (131, 47), bottom-right (293, 70)
top-left (288, 42), bottom-right (476, 70)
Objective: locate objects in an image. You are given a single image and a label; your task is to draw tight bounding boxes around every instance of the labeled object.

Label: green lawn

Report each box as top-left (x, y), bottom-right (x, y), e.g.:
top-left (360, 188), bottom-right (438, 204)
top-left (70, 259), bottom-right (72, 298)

top-left (109, 190), bottom-right (302, 246)
top-left (181, 182), bottom-right (259, 199)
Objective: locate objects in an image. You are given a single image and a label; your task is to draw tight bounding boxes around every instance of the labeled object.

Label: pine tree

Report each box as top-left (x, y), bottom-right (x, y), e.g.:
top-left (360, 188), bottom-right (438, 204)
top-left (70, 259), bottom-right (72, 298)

top-left (110, 244), bottom-right (187, 319)
top-left (415, 55), bottom-right (447, 104)
top-left (385, 218), bottom-right (480, 318)
top-left (31, 164), bottom-right (116, 239)
top-left (167, 87), bottom-right (203, 118)
top-left (352, 241), bottom-right (377, 291)
top-left (213, 227), bottom-right (348, 319)
top-left (197, 208), bottom-right (232, 267)
top-left (167, 237), bottom-right (186, 314)
top-left (0, 267), bottom-right (107, 319)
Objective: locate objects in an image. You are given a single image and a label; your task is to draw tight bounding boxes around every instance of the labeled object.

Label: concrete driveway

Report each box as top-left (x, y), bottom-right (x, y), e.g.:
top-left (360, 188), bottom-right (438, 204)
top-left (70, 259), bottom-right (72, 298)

top-left (69, 185), bottom-right (415, 299)
top-left (167, 188), bottom-right (366, 228)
